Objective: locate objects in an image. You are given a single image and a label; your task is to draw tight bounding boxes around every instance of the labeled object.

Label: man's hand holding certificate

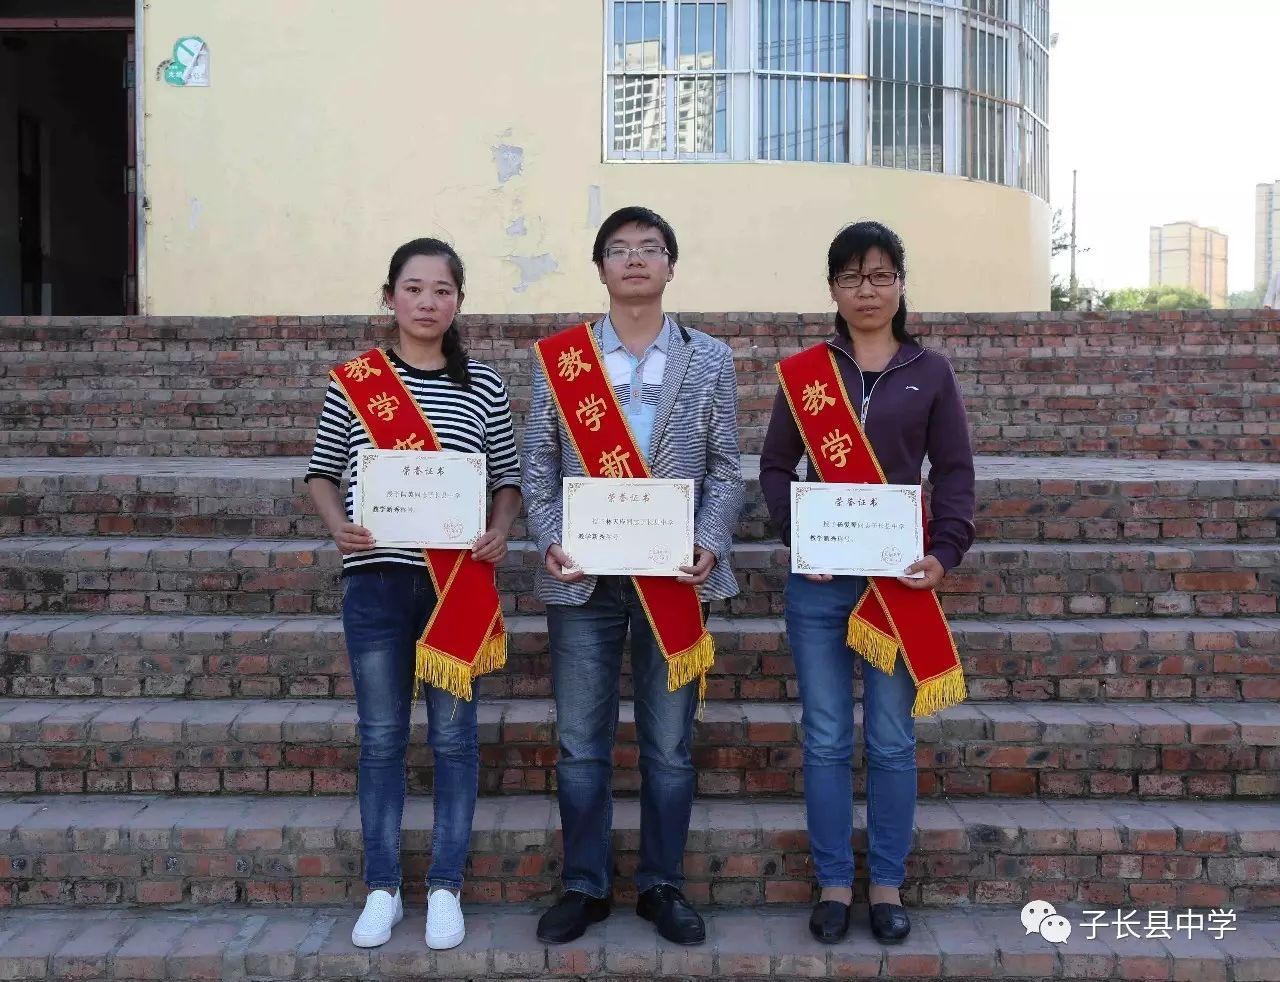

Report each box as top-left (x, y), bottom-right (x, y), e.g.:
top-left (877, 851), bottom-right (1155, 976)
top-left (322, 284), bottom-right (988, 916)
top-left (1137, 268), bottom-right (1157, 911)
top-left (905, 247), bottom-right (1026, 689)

top-left (562, 478), bottom-right (696, 576)
top-left (790, 482), bottom-right (926, 579)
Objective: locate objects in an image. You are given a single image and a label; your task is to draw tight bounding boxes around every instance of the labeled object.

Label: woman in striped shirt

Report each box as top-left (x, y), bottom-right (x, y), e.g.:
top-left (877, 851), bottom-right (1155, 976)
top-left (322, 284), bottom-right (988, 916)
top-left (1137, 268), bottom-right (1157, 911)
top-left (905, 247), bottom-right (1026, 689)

top-left (305, 239), bottom-right (522, 951)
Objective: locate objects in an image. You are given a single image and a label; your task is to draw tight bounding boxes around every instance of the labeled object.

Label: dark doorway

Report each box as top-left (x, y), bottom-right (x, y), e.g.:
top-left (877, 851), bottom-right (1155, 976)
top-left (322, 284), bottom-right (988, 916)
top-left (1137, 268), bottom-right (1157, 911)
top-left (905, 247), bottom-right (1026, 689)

top-left (1, 14), bottom-right (134, 314)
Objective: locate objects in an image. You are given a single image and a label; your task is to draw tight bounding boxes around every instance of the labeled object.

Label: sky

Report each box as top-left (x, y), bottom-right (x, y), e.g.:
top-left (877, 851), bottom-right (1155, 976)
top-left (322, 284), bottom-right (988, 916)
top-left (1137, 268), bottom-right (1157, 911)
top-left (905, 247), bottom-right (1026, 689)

top-left (1049, 1), bottom-right (1280, 295)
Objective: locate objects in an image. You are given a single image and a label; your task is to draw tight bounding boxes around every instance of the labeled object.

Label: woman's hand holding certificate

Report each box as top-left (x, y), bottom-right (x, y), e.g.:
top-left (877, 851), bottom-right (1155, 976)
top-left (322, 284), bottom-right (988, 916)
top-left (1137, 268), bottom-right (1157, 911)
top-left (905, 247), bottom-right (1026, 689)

top-left (897, 555), bottom-right (944, 589)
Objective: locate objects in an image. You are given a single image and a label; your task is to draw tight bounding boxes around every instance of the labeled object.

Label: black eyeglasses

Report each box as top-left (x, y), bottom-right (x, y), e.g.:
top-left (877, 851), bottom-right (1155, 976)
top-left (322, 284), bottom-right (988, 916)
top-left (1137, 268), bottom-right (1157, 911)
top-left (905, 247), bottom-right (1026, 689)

top-left (603, 246), bottom-right (669, 263)
top-left (833, 271), bottom-right (900, 289)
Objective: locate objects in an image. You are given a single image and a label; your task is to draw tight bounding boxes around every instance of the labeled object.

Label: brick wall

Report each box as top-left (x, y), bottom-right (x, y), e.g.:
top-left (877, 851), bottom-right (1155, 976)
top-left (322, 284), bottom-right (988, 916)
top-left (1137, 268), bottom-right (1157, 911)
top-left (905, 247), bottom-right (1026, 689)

top-left (2, 310), bottom-right (1277, 460)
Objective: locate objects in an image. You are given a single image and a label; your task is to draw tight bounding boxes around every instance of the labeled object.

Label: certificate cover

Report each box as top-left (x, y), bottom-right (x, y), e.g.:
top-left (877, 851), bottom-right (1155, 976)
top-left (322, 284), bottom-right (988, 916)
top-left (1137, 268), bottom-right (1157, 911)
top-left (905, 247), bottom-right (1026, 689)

top-left (355, 449), bottom-right (487, 549)
top-left (562, 478), bottom-right (696, 576)
top-left (790, 482), bottom-right (925, 577)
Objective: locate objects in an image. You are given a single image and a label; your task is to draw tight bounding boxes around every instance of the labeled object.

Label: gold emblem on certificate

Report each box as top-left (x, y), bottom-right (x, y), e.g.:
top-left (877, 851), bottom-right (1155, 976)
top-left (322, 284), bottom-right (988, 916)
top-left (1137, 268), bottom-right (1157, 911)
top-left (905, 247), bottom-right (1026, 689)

top-left (790, 482), bottom-right (925, 577)
top-left (561, 478), bottom-right (696, 576)
top-left (355, 449), bottom-right (487, 549)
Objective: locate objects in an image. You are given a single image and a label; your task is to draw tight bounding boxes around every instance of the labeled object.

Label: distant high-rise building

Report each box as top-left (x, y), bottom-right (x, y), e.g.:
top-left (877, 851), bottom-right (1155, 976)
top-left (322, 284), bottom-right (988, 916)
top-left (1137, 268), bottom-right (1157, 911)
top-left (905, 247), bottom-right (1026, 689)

top-left (1149, 221), bottom-right (1228, 308)
top-left (1256, 181), bottom-right (1280, 291)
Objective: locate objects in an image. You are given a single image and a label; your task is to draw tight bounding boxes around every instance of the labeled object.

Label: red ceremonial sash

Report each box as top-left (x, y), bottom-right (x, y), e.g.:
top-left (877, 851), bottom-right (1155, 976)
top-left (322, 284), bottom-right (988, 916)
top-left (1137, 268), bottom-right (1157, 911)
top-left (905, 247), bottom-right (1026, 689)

top-left (331, 349), bottom-right (505, 700)
top-left (535, 323), bottom-right (715, 698)
top-left (777, 343), bottom-right (966, 717)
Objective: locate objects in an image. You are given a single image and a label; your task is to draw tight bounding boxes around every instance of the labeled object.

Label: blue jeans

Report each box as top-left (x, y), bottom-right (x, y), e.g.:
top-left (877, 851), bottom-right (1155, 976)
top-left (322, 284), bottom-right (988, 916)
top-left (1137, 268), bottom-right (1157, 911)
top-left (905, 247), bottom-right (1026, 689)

top-left (785, 573), bottom-right (917, 888)
top-left (547, 577), bottom-right (700, 898)
top-left (342, 566), bottom-right (479, 892)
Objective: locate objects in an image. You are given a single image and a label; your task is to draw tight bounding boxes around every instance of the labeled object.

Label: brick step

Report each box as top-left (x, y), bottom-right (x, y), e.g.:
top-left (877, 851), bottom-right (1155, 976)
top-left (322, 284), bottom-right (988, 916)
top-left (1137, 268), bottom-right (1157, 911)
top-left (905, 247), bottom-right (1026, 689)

top-left (7, 330), bottom-right (1269, 361)
top-left (9, 426), bottom-right (1276, 461)
top-left (2, 794), bottom-right (1277, 909)
top-left (3, 308), bottom-right (1274, 335)
top-left (11, 352), bottom-right (1273, 384)
top-left (4, 456), bottom-right (1277, 544)
top-left (0, 905), bottom-right (1277, 982)
top-left (5, 356), bottom-right (1275, 386)
top-left (6, 418), bottom-right (1278, 462)
top-left (3, 536), bottom-right (1276, 619)
top-left (5, 315), bottom-right (1277, 459)
top-left (4, 387), bottom-right (1279, 466)
top-left (7, 363), bottom-right (1276, 405)
top-left (7, 324), bottom-right (1276, 356)
top-left (5, 613), bottom-right (1278, 703)
top-left (2, 698), bottom-right (1276, 800)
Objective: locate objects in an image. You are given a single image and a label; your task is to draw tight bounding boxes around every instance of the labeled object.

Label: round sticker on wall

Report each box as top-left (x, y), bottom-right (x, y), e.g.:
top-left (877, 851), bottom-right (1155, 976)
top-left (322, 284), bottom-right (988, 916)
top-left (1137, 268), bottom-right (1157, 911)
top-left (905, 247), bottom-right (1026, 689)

top-left (164, 36), bottom-right (209, 87)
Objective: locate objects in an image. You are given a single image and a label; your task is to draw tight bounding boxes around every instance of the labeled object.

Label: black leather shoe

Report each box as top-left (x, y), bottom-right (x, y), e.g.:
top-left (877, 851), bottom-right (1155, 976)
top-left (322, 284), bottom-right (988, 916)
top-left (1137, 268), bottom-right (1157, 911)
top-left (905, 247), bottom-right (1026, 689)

top-left (636, 884), bottom-right (706, 945)
top-left (536, 890), bottom-right (611, 944)
top-left (869, 903), bottom-right (911, 944)
top-left (809, 900), bottom-right (852, 944)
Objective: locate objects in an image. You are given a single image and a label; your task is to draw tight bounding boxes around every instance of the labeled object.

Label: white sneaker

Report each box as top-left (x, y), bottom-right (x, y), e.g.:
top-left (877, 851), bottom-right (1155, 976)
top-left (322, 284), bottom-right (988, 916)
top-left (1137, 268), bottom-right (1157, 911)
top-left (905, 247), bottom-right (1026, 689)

top-left (426, 888), bottom-right (466, 950)
top-left (351, 888), bottom-right (403, 947)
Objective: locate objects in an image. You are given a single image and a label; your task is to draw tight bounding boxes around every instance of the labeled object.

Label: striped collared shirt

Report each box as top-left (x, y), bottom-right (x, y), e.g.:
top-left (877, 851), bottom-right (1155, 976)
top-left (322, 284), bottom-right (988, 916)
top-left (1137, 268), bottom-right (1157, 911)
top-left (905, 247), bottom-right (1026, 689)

top-left (600, 314), bottom-right (674, 461)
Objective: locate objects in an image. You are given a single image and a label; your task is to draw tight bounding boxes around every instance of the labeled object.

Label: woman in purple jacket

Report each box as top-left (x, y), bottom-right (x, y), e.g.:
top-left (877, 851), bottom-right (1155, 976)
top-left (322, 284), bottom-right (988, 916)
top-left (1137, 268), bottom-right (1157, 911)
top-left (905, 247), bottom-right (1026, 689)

top-left (759, 222), bottom-right (976, 946)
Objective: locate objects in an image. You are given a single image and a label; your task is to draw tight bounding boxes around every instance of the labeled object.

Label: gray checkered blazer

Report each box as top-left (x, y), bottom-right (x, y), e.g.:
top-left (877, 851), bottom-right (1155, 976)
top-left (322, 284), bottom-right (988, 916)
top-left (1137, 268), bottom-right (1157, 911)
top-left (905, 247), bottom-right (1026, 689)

top-left (521, 318), bottom-right (745, 605)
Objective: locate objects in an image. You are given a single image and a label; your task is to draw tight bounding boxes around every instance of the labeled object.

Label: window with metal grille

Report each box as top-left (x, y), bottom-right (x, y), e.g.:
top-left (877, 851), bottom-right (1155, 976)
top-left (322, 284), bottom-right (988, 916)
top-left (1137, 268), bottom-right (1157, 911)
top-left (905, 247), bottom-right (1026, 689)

top-left (609, 1), bottom-right (732, 158)
top-left (963, 5), bottom-right (1008, 185)
top-left (1015, 0), bottom-right (1050, 199)
top-left (868, 3), bottom-right (944, 173)
top-left (603, 0), bottom-right (1050, 201)
top-left (756, 0), bottom-right (851, 163)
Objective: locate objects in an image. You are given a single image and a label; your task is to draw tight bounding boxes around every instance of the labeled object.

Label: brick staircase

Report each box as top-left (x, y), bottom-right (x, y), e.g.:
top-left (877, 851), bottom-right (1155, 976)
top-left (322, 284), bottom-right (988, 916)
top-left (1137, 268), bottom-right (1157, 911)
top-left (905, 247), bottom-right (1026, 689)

top-left (0, 314), bottom-right (1278, 980)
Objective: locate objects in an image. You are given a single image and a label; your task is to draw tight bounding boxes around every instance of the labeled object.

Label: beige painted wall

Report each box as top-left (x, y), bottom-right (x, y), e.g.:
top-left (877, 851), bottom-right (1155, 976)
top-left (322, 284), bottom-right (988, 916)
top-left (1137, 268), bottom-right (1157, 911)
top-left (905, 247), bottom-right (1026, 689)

top-left (140, 1), bottom-right (1050, 316)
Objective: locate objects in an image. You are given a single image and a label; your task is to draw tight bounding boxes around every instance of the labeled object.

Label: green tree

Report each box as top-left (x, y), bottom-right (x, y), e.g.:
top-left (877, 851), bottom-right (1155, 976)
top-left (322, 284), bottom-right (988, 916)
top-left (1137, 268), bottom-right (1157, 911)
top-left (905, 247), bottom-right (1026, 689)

top-left (1050, 279), bottom-right (1071, 311)
top-left (1051, 209), bottom-right (1072, 258)
top-left (1149, 285), bottom-right (1212, 310)
top-left (1100, 287), bottom-right (1150, 311)
top-left (1228, 287), bottom-right (1264, 309)
top-left (1049, 209), bottom-right (1087, 311)
top-left (1099, 285), bottom-right (1211, 311)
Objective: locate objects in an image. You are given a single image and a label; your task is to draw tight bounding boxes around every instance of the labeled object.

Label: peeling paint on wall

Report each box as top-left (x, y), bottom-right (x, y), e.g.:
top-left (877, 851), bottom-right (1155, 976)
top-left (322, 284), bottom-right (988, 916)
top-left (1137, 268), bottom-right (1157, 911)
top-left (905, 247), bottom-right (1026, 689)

top-left (586, 185), bottom-right (602, 228)
top-left (506, 254), bottom-right (558, 293)
top-left (506, 217), bottom-right (527, 237)
top-left (492, 144), bottom-right (524, 184)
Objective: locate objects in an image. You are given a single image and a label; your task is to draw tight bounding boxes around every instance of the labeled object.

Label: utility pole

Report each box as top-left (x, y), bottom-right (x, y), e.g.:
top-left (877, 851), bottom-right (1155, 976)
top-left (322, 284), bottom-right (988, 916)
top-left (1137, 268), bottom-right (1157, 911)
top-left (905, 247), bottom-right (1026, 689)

top-left (1069, 169), bottom-right (1079, 309)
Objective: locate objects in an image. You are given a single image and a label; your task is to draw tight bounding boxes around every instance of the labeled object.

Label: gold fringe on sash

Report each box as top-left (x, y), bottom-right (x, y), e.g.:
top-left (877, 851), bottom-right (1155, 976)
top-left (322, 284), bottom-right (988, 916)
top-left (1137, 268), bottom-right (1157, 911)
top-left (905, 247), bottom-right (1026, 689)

top-left (846, 613), bottom-right (899, 676)
top-left (910, 664), bottom-right (968, 718)
top-left (665, 630), bottom-right (715, 709)
top-left (470, 631), bottom-right (509, 677)
top-left (414, 632), bottom-right (508, 702)
top-left (846, 613), bottom-right (967, 718)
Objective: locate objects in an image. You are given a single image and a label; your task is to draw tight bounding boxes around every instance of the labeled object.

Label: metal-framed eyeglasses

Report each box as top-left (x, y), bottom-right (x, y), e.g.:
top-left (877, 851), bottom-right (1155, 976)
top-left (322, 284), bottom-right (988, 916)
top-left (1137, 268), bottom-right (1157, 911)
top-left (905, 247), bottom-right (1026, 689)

top-left (603, 246), bottom-right (670, 263)
top-left (833, 270), bottom-right (901, 289)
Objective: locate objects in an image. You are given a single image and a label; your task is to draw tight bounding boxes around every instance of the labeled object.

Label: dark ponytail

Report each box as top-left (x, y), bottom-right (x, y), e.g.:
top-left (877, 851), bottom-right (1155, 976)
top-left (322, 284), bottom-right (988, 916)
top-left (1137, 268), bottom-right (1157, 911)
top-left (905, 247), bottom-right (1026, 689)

top-left (828, 221), bottom-right (912, 344)
top-left (440, 323), bottom-right (469, 389)
top-left (382, 237), bottom-right (472, 389)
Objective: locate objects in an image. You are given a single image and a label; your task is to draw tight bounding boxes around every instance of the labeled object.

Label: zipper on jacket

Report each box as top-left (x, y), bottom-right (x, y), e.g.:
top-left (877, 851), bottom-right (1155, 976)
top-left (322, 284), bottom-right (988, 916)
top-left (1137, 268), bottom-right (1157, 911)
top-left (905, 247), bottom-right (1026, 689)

top-left (828, 342), bottom-right (923, 425)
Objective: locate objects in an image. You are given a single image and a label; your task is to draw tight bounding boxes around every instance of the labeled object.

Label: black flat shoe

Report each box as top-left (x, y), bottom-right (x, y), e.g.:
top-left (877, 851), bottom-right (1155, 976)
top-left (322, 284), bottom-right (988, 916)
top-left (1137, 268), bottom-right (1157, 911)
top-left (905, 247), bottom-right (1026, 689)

top-left (636, 884), bottom-right (706, 945)
top-left (808, 900), bottom-right (852, 944)
top-left (536, 890), bottom-right (611, 944)
top-left (869, 903), bottom-right (911, 944)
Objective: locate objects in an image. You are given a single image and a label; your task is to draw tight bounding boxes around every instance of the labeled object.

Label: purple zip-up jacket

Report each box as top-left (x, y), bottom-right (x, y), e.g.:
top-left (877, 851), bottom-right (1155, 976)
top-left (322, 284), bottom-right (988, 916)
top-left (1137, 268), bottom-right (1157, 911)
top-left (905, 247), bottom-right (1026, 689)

top-left (759, 334), bottom-right (976, 571)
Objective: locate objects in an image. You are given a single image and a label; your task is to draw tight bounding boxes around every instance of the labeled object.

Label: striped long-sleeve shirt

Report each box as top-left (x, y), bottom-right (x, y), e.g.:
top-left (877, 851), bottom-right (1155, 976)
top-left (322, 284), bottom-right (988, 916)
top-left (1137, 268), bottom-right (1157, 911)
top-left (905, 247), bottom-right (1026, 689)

top-left (304, 350), bottom-right (521, 572)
